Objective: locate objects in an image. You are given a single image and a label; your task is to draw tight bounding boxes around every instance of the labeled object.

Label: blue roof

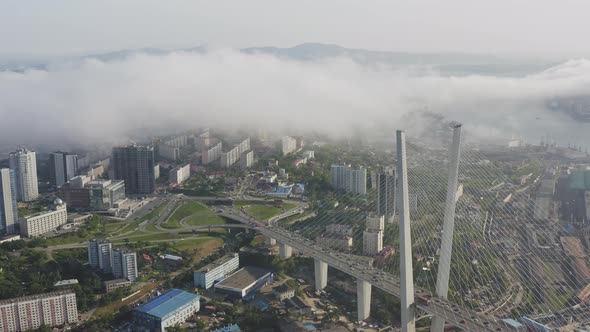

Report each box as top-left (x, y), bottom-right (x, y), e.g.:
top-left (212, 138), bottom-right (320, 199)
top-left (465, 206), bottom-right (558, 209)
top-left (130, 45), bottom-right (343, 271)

top-left (211, 324), bottom-right (241, 332)
top-left (303, 322), bottom-right (316, 331)
top-left (134, 289), bottom-right (198, 319)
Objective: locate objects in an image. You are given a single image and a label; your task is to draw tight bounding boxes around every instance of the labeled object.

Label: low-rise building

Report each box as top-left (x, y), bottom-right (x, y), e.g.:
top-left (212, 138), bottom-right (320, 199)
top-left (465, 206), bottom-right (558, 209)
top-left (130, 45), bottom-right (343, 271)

top-left (325, 224), bottom-right (353, 237)
top-left (20, 199), bottom-right (68, 238)
top-left (54, 279), bottom-right (79, 288)
top-left (316, 233), bottom-right (353, 251)
top-left (104, 279), bottom-right (133, 293)
top-left (274, 284), bottom-right (295, 301)
top-left (133, 289), bottom-right (200, 332)
top-left (0, 290), bottom-right (78, 332)
top-left (194, 253), bottom-right (240, 289)
top-left (214, 266), bottom-right (273, 299)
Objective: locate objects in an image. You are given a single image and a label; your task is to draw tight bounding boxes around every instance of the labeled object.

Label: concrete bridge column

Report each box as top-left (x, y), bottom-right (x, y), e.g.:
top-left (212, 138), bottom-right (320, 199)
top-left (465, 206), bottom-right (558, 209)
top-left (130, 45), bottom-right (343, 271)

top-left (357, 278), bottom-right (372, 322)
top-left (314, 258), bottom-right (328, 291)
top-left (279, 243), bottom-right (292, 258)
top-left (266, 237), bottom-right (276, 246)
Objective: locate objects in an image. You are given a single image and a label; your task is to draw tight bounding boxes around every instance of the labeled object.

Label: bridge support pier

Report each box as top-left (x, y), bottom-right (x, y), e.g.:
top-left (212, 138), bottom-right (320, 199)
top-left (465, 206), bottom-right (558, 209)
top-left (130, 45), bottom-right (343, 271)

top-left (431, 125), bottom-right (463, 332)
top-left (266, 237), bottom-right (276, 246)
top-left (279, 243), bottom-right (292, 258)
top-left (357, 278), bottom-right (372, 322)
top-left (397, 130), bottom-right (416, 332)
top-left (314, 258), bottom-right (328, 291)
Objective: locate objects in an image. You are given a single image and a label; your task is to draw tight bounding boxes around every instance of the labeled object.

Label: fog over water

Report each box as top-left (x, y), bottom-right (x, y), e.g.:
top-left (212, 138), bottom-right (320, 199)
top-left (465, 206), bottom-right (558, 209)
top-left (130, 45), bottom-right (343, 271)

top-left (1, 48), bottom-right (589, 152)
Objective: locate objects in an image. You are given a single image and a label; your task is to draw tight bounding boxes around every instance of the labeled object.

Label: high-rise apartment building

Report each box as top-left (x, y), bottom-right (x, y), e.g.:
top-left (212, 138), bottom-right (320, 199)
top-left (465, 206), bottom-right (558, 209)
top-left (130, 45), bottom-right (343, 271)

top-left (112, 145), bottom-right (155, 195)
top-left (0, 169), bottom-right (18, 235)
top-left (8, 148), bottom-right (39, 202)
top-left (331, 164), bottom-right (367, 195)
top-left (363, 215), bottom-right (384, 256)
top-left (88, 239), bottom-right (113, 272)
top-left (221, 138), bottom-right (250, 168)
top-left (0, 290), bottom-right (78, 332)
top-left (49, 152), bottom-right (78, 187)
top-left (363, 229), bottom-right (384, 256)
top-left (240, 151), bottom-right (254, 169)
top-left (376, 168), bottom-right (396, 223)
top-left (112, 249), bottom-right (138, 281)
top-left (201, 142), bottom-right (222, 165)
top-left (20, 199), bottom-right (67, 238)
top-left (170, 164), bottom-right (191, 185)
top-left (281, 136), bottom-right (297, 155)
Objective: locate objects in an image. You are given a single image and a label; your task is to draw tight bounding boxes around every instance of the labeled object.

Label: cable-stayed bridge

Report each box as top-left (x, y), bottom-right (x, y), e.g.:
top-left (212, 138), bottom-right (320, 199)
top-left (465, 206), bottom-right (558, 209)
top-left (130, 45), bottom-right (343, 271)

top-left (214, 125), bottom-right (589, 332)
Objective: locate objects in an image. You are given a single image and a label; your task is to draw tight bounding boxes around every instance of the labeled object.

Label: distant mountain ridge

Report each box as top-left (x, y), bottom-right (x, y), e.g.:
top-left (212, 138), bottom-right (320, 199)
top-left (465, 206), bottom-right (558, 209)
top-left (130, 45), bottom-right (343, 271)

top-left (0, 43), bottom-right (554, 76)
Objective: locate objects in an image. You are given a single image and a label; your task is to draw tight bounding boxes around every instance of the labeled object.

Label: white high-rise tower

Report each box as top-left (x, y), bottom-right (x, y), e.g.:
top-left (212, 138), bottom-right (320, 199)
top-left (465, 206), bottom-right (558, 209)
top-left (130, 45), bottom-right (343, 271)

top-left (9, 148), bottom-right (39, 202)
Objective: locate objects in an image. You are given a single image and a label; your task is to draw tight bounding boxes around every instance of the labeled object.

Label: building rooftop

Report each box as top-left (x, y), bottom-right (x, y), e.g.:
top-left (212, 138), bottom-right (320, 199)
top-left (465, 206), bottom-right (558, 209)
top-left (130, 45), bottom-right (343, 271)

top-left (196, 253), bottom-right (238, 273)
top-left (54, 279), bottom-right (79, 287)
top-left (134, 289), bottom-right (198, 319)
top-left (211, 324), bottom-right (241, 332)
top-left (104, 279), bottom-right (133, 286)
top-left (569, 170), bottom-right (590, 190)
top-left (215, 266), bottom-right (271, 290)
top-left (0, 290), bottom-right (75, 305)
top-left (274, 284), bottom-right (293, 293)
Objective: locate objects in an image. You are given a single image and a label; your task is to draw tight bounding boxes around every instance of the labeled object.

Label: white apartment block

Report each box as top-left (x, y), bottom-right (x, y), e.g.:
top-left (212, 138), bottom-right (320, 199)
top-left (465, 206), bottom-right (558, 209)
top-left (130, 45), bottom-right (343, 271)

top-left (194, 253), bottom-right (239, 289)
top-left (282, 136), bottom-right (297, 155)
top-left (88, 239), bottom-right (113, 273)
top-left (0, 168), bottom-right (18, 235)
top-left (20, 199), bottom-right (67, 238)
top-left (170, 164), bottom-right (191, 184)
top-left (113, 249), bottom-right (139, 281)
top-left (202, 142), bottom-right (222, 165)
top-left (240, 151), bottom-right (254, 169)
top-left (366, 215), bottom-right (384, 231)
top-left (158, 143), bottom-right (180, 161)
top-left (303, 150), bottom-right (315, 159)
top-left (9, 148), bottom-right (39, 202)
top-left (331, 164), bottom-right (367, 195)
top-left (363, 229), bottom-right (384, 256)
top-left (0, 290), bottom-right (78, 332)
top-left (221, 138), bottom-right (251, 168)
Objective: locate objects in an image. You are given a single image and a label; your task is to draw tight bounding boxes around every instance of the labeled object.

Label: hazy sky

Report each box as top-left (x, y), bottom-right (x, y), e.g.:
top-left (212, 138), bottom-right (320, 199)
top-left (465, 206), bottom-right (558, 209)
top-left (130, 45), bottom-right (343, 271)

top-left (1, 0), bottom-right (590, 57)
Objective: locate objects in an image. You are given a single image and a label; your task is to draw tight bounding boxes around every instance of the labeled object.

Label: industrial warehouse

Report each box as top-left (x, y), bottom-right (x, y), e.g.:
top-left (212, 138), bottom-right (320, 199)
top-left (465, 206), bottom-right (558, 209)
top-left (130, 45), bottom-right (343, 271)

top-left (214, 266), bottom-right (274, 300)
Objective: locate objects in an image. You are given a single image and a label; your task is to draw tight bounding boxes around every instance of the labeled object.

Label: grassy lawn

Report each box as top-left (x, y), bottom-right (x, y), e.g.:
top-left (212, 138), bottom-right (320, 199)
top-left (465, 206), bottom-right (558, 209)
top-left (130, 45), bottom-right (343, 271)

top-left (278, 211), bottom-right (312, 226)
top-left (281, 202), bottom-right (298, 211)
top-left (234, 200), bottom-right (249, 208)
top-left (173, 237), bottom-right (224, 251)
top-left (104, 221), bottom-right (127, 233)
top-left (113, 233), bottom-right (192, 243)
top-left (245, 205), bottom-right (281, 220)
top-left (162, 201), bottom-right (209, 229)
top-left (186, 213), bottom-right (226, 227)
top-left (144, 222), bottom-right (162, 233)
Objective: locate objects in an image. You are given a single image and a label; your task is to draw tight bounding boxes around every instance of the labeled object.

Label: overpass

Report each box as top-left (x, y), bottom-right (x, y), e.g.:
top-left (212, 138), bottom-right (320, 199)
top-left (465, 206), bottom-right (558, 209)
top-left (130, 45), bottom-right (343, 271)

top-left (216, 208), bottom-right (512, 332)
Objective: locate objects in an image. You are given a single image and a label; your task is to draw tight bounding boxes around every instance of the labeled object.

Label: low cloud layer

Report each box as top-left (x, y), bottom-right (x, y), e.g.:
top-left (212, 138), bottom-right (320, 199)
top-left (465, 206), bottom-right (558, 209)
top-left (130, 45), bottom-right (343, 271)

top-left (1, 48), bottom-right (590, 151)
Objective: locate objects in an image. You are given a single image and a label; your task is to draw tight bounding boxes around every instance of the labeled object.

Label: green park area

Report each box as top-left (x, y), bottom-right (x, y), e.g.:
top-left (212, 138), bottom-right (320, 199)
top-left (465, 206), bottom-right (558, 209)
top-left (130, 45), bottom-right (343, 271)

top-left (161, 201), bottom-right (225, 229)
top-left (237, 201), bottom-right (298, 220)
